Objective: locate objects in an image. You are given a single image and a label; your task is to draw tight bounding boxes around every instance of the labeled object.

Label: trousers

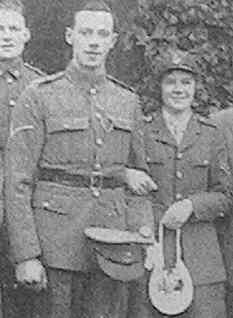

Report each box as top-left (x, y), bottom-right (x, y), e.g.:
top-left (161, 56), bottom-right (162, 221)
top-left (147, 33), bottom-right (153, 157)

top-left (27, 267), bottom-right (128, 318)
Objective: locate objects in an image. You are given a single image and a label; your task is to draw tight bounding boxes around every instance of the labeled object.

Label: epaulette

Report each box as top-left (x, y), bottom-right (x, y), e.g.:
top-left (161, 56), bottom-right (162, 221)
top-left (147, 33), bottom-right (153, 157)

top-left (197, 114), bottom-right (217, 128)
top-left (36, 71), bottom-right (65, 86)
top-left (107, 74), bottom-right (135, 93)
top-left (24, 62), bottom-right (46, 76)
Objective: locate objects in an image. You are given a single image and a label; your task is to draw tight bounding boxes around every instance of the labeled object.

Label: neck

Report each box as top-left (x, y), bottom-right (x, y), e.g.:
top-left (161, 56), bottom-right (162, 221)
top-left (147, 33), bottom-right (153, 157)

top-left (71, 58), bottom-right (106, 77)
top-left (162, 105), bottom-right (192, 122)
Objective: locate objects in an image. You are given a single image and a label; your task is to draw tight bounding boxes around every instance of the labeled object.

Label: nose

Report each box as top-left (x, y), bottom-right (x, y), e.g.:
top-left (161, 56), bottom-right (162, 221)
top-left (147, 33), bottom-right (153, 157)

top-left (173, 81), bottom-right (183, 94)
top-left (3, 27), bottom-right (12, 40)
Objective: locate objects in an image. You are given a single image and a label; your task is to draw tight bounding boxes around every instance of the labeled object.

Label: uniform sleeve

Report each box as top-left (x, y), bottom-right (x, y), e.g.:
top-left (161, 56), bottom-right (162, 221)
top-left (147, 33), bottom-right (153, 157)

top-left (5, 85), bottom-right (45, 264)
top-left (127, 97), bottom-right (148, 172)
top-left (188, 127), bottom-right (233, 221)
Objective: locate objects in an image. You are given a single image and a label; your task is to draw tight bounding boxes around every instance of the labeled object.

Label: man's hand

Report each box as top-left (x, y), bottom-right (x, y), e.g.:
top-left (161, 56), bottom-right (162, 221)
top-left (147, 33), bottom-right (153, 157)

top-left (15, 259), bottom-right (47, 292)
top-left (125, 168), bottom-right (158, 195)
top-left (161, 199), bottom-right (193, 230)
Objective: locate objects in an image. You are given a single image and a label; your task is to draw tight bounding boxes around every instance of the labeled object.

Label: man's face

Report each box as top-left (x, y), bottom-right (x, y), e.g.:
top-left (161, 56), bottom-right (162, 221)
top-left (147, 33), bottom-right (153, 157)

top-left (161, 70), bottom-right (196, 113)
top-left (0, 9), bottom-right (30, 60)
top-left (66, 10), bottom-right (117, 69)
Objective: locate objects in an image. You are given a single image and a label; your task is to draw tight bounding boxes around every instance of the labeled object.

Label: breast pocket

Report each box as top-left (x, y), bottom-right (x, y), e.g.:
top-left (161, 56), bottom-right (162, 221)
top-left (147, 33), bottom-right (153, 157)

top-left (105, 118), bottom-right (133, 164)
top-left (44, 117), bottom-right (90, 164)
top-left (189, 156), bottom-right (210, 191)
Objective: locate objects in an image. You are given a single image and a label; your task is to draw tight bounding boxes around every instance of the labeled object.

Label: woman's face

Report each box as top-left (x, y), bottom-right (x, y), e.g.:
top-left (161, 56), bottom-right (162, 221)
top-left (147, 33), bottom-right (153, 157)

top-left (161, 70), bottom-right (196, 113)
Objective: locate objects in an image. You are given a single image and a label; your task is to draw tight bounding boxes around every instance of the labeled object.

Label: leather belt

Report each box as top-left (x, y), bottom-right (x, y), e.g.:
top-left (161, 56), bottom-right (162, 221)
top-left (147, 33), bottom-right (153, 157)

top-left (38, 168), bottom-right (124, 189)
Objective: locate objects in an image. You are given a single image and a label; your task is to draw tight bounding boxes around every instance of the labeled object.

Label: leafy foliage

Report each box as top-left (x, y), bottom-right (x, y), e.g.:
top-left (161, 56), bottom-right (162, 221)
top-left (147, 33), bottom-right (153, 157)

top-left (122, 0), bottom-right (233, 114)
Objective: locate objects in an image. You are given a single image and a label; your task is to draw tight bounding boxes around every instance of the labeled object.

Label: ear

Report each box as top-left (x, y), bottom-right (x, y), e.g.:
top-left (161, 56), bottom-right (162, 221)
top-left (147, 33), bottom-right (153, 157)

top-left (23, 28), bottom-right (31, 43)
top-left (65, 27), bottom-right (73, 46)
top-left (110, 32), bottom-right (118, 49)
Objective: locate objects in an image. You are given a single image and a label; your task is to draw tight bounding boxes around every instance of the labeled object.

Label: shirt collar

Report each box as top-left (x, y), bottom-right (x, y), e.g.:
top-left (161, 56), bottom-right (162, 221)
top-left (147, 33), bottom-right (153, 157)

top-left (162, 108), bottom-right (192, 134)
top-left (0, 57), bottom-right (23, 78)
top-left (65, 61), bottom-right (107, 92)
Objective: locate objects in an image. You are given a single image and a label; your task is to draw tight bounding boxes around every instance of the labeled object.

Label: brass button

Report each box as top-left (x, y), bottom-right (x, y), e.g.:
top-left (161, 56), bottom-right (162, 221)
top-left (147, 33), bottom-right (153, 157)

top-left (96, 138), bottom-right (103, 146)
top-left (13, 70), bottom-right (20, 78)
top-left (176, 171), bottom-right (183, 179)
top-left (146, 157), bottom-right (151, 163)
top-left (219, 212), bottom-right (224, 218)
top-left (176, 193), bottom-right (182, 200)
top-left (203, 160), bottom-right (209, 166)
top-left (95, 112), bottom-right (101, 120)
top-left (6, 77), bottom-right (13, 84)
top-left (139, 226), bottom-right (152, 238)
top-left (94, 163), bottom-right (101, 170)
top-left (63, 124), bottom-right (69, 129)
top-left (92, 188), bottom-right (100, 197)
top-left (43, 201), bottom-right (49, 208)
top-left (9, 99), bottom-right (16, 107)
top-left (90, 88), bottom-right (97, 95)
top-left (177, 152), bottom-right (183, 160)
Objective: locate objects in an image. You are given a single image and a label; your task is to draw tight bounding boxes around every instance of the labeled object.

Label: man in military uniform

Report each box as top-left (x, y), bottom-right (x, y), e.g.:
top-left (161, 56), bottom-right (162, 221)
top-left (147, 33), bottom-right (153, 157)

top-left (5, 1), bottom-right (156, 317)
top-left (127, 49), bottom-right (232, 318)
top-left (212, 109), bottom-right (233, 317)
top-left (0, 1), bottom-right (44, 317)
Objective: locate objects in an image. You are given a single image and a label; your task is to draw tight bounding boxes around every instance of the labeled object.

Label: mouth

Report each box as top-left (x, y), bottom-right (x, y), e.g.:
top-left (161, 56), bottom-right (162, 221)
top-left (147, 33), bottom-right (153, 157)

top-left (85, 51), bottom-right (101, 57)
top-left (1, 44), bottom-right (15, 49)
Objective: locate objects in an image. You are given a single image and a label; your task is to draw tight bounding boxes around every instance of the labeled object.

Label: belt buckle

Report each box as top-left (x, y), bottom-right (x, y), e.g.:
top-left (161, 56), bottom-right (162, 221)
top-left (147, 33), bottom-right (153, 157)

top-left (90, 171), bottom-right (103, 197)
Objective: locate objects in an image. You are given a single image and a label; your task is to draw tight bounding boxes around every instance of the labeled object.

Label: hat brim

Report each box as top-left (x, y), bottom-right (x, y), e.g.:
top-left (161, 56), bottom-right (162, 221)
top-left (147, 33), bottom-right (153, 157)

top-left (96, 253), bottom-right (145, 282)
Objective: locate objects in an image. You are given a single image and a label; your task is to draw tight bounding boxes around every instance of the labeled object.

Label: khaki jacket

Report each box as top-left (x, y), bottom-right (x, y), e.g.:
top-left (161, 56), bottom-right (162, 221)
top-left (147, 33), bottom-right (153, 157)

top-left (131, 111), bottom-right (233, 285)
top-left (5, 62), bottom-right (148, 271)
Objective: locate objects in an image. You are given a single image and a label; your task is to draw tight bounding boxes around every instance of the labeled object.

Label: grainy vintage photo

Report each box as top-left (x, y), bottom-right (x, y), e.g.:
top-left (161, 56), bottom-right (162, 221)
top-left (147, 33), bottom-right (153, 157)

top-left (0, 0), bottom-right (233, 317)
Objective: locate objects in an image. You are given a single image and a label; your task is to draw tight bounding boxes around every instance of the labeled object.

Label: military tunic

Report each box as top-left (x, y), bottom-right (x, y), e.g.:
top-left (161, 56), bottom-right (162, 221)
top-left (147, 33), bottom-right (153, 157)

top-left (5, 61), bottom-right (145, 318)
top-left (212, 108), bottom-right (233, 317)
top-left (127, 111), bottom-right (232, 318)
top-left (0, 57), bottom-right (45, 318)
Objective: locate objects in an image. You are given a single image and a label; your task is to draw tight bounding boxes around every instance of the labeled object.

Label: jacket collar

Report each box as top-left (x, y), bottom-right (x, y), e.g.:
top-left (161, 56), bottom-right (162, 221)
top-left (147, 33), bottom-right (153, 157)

top-left (65, 61), bottom-right (107, 92)
top-left (0, 57), bottom-right (23, 78)
top-left (150, 110), bottom-right (201, 151)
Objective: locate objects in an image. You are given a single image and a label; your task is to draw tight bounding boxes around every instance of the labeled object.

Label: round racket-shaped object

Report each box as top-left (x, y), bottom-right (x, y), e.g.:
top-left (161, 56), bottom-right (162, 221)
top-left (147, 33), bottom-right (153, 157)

top-left (148, 224), bottom-right (193, 315)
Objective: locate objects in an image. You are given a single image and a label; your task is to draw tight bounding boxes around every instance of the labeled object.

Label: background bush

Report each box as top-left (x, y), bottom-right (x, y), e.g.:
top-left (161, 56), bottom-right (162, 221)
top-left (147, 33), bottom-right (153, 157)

top-left (23, 0), bottom-right (233, 114)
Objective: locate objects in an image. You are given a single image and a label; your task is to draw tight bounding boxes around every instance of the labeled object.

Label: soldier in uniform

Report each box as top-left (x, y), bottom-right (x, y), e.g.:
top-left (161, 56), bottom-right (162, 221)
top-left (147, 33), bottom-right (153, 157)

top-left (0, 1), bottom-right (45, 317)
top-left (212, 109), bottom-right (233, 317)
top-left (127, 49), bottom-right (232, 318)
top-left (4, 1), bottom-right (156, 318)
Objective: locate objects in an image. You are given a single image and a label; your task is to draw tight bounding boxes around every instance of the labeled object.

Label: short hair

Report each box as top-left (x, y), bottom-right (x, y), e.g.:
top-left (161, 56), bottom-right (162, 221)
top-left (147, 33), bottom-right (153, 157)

top-left (0, 0), bottom-right (25, 16)
top-left (71, 0), bottom-right (118, 31)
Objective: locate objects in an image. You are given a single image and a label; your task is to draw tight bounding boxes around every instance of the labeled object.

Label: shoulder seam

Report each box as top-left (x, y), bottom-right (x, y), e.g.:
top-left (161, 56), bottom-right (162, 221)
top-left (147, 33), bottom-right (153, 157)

top-left (24, 63), bottom-right (46, 76)
top-left (107, 74), bottom-right (135, 93)
top-left (36, 71), bottom-right (65, 85)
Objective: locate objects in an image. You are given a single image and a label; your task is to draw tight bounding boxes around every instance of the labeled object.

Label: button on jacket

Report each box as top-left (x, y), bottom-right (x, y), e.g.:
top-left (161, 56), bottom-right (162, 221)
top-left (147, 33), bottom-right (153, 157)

top-left (131, 111), bottom-right (233, 285)
top-left (5, 62), bottom-right (146, 272)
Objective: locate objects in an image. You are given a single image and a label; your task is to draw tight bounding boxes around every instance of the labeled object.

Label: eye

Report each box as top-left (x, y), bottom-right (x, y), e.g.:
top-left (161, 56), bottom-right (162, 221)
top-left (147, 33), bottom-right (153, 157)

top-left (79, 28), bottom-right (92, 36)
top-left (164, 78), bottom-right (176, 85)
top-left (9, 26), bottom-right (21, 32)
top-left (98, 29), bottom-right (110, 38)
top-left (181, 79), bottom-right (192, 85)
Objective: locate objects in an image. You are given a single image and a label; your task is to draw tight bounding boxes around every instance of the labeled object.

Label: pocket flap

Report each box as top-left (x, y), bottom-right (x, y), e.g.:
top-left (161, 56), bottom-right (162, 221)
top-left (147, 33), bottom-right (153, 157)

top-left (47, 117), bottom-right (89, 133)
top-left (33, 184), bottom-right (71, 215)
